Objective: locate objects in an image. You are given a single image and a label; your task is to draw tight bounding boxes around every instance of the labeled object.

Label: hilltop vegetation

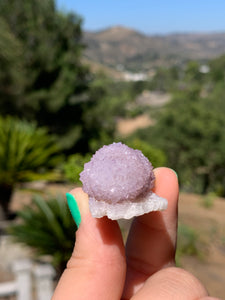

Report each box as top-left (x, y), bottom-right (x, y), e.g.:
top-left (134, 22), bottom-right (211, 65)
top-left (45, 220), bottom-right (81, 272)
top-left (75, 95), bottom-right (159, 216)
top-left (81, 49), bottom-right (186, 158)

top-left (84, 26), bottom-right (225, 72)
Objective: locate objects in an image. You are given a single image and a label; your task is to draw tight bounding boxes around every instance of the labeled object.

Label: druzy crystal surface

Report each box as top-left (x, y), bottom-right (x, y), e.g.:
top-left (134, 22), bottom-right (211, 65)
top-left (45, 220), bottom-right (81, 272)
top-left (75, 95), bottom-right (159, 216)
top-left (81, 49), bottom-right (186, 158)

top-left (80, 142), bottom-right (167, 220)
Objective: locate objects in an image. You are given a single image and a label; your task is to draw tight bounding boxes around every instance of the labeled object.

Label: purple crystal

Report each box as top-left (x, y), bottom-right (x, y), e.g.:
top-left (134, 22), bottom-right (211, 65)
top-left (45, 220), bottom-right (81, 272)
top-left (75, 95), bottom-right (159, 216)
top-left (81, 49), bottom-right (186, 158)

top-left (80, 142), bottom-right (155, 204)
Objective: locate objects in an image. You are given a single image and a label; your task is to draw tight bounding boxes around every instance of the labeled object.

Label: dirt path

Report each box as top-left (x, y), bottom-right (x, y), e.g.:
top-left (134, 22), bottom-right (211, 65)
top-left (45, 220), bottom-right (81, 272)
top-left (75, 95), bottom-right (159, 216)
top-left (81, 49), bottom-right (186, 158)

top-left (178, 193), bottom-right (225, 298)
top-left (117, 114), bottom-right (153, 136)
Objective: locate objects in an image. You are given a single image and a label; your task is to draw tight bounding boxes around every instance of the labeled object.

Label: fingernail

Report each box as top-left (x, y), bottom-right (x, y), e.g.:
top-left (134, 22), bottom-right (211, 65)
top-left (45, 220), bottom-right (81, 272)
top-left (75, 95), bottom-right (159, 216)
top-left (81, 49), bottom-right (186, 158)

top-left (169, 168), bottom-right (178, 178)
top-left (66, 193), bottom-right (81, 228)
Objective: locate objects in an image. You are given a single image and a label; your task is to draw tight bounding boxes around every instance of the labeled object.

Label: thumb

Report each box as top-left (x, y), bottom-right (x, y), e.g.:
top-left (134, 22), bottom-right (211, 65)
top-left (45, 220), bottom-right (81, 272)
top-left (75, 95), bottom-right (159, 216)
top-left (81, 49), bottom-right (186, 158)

top-left (52, 188), bottom-right (126, 300)
top-left (130, 267), bottom-right (216, 300)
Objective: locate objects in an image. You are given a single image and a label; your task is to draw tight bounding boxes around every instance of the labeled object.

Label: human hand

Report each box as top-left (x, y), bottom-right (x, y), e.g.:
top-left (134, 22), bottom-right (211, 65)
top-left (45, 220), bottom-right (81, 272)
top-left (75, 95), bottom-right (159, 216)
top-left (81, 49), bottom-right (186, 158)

top-left (52, 168), bottom-right (219, 300)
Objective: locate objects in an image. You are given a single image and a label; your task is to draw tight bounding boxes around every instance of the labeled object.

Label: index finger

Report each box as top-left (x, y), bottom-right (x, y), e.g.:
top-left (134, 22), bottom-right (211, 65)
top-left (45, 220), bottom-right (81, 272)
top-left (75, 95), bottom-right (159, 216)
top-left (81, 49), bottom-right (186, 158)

top-left (122, 167), bottom-right (179, 299)
top-left (53, 188), bottom-right (126, 300)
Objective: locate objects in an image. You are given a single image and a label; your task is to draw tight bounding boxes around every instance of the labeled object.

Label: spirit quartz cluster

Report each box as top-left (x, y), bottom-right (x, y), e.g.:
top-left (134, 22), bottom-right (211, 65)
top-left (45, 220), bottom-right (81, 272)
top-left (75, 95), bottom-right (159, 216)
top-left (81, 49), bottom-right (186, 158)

top-left (80, 142), bottom-right (167, 220)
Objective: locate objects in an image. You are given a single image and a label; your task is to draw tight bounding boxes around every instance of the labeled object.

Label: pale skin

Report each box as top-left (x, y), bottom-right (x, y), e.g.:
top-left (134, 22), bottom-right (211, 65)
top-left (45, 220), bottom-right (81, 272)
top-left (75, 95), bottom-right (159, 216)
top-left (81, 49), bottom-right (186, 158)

top-left (52, 168), bottom-right (220, 300)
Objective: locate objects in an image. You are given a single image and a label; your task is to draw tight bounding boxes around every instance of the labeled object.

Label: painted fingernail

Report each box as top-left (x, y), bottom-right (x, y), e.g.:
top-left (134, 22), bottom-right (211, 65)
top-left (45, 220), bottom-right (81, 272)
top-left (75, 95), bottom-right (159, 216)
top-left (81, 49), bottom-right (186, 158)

top-left (66, 193), bottom-right (81, 228)
top-left (169, 168), bottom-right (178, 178)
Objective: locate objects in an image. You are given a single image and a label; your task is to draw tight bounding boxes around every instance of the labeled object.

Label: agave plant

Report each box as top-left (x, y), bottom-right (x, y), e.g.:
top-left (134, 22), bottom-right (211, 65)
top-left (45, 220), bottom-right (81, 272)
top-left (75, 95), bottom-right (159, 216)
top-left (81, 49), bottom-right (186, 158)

top-left (0, 116), bottom-right (61, 219)
top-left (8, 194), bottom-right (76, 276)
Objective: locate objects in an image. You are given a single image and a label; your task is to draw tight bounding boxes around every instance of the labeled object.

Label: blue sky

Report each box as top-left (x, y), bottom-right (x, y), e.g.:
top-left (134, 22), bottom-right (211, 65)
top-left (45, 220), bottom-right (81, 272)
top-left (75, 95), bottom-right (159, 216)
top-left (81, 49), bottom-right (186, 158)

top-left (56, 0), bottom-right (225, 34)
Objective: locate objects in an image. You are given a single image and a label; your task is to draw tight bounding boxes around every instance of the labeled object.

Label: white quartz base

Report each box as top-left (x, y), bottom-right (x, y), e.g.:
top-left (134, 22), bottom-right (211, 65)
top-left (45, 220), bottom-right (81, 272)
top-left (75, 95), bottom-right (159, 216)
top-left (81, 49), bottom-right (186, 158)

top-left (89, 192), bottom-right (168, 220)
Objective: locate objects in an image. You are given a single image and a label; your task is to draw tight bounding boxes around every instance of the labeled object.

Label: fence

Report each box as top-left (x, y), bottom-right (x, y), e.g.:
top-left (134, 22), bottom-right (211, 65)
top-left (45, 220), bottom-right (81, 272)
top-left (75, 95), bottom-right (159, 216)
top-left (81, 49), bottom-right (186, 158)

top-left (0, 259), bottom-right (55, 300)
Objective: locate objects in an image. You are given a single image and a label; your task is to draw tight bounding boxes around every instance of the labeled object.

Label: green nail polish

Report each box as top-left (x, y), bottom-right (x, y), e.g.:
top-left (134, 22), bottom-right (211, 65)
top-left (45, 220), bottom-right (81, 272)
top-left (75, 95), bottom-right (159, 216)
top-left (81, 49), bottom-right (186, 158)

top-left (169, 168), bottom-right (178, 178)
top-left (66, 193), bottom-right (81, 228)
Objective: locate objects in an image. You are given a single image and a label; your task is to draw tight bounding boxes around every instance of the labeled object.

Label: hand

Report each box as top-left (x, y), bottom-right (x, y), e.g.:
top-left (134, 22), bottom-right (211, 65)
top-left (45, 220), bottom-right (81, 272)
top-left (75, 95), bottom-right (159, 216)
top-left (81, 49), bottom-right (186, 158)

top-left (52, 168), bottom-right (219, 300)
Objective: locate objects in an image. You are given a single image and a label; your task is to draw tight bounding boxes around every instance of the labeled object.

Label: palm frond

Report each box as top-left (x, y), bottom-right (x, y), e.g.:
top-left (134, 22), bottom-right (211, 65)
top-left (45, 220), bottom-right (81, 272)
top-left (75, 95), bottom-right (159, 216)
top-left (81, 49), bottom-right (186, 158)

top-left (8, 194), bottom-right (77, 274)
top-left (0, 116), bottom-right (61, 184)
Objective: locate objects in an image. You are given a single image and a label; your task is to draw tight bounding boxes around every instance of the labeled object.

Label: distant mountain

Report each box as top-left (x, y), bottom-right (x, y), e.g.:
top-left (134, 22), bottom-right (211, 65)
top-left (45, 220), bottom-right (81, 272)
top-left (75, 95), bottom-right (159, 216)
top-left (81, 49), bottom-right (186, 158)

top-left (83, 26), bottom-right (225, 72)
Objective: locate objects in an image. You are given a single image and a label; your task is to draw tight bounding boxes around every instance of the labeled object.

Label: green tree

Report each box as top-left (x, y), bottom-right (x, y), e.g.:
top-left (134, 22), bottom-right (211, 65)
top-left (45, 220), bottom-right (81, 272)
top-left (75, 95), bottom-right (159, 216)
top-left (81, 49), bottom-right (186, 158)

top-left (0, 0), bottom-right (91, 151)
top-left (0, 0), bottom-right (126, 154)
top-left (208, 54), bottom-right (225, 82)
top-left (150, 66), bottom-right (179, 92)
top-left (0, 17), bottom-right (26, 113)
top-left (79, 73), bottom-right (132, 152)
top-left (184, 61), bottom-right (203, 83)
top-left (0, 116), bottom-right (61, 219)
top-left (139, 91), bottom-right (225, 194)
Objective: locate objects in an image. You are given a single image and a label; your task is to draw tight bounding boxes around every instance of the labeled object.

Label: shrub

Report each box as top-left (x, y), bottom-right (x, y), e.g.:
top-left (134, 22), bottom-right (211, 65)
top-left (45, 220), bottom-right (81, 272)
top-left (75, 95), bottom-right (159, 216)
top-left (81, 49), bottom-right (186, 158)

top-left (8, 194), bottom-right (76, 276)
top-left (176, 223), bottom-right (206, 265)
top-left (0, 116), bottom-right (61, 219)
top-left (63, 153), bottom-right (91, 184)
top-left (201, 192), bottom-right (216, 209)
top-left (177, 223), bottom-right (199, 256)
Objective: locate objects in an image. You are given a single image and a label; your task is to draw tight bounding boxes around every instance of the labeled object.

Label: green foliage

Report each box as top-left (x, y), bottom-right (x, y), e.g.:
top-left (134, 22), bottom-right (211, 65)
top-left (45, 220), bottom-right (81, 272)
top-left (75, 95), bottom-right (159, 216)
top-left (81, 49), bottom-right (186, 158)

top-left (0, 116), bottom-right (61, 219)
top-left (125, 138), bottom-right (166, 168)
top-left (177, 223), bottom-right (200, 256)
top-left (201, 192), bottom-right (215, 209)
top-left (139, 88), bottom-right (225, 194)
top-left (176, 223), bottom-right (205, 265)
top-left (0, 116), bottom-right (61, 185)
top-left (8, 194), bottom-right (76, 275)
top-left (184, 61), bottom-right (203, 83)
top-left (0, 17), bottom-right (25, 111)
top-left (0, 0), bottom-right (150, 155)
top-left (0, 0), bottom-right (91, 152)
top-left (63, 153), bottom-right (91, 184)
top-left (208, 54), bottom-right (225, 82)
top-left (149, 66), bottom-right (179, 92)
top-left (79, 74), bottom-right (135, 152)
top-left (214, 183), bottom-right (225, 197)
top-left (1, 0), bottom-right (225, 196)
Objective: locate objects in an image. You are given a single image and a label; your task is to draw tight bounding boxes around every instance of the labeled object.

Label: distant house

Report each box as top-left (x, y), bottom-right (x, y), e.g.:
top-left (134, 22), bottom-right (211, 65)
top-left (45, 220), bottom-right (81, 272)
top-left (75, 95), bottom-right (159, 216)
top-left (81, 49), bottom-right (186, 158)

top-left (123, 72), bottom-right (148, 81)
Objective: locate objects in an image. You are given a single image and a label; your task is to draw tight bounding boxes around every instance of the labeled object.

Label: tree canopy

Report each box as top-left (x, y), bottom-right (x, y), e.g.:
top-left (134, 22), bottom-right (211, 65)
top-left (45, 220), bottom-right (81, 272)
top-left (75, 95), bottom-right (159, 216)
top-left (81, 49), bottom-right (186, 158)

top-left (0, 0), bottom-right (114, 153)
top-left (134, 80), bottom-right (225, 194)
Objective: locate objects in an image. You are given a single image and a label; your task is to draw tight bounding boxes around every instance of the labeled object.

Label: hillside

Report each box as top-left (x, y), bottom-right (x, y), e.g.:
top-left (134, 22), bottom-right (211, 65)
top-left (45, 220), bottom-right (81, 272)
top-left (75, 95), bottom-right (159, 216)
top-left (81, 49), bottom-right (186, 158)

top-left (83, 26), bottom-right (225, 72)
